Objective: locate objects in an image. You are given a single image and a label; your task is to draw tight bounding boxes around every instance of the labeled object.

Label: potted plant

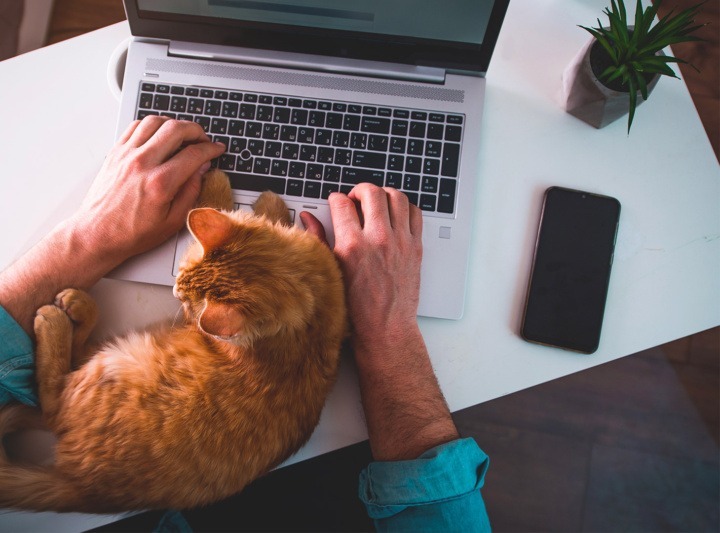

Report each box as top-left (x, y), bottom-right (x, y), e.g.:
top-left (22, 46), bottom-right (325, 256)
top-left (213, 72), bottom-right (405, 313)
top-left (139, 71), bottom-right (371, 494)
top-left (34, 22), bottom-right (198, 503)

top-left (561, 0), bottom-right (706, 132)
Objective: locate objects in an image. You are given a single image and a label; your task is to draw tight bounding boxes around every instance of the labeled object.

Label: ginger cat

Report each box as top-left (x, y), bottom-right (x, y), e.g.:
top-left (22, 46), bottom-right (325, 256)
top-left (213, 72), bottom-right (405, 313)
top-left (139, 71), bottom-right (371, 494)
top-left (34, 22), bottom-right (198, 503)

top-left (0, 170), bottom-right (347, 512)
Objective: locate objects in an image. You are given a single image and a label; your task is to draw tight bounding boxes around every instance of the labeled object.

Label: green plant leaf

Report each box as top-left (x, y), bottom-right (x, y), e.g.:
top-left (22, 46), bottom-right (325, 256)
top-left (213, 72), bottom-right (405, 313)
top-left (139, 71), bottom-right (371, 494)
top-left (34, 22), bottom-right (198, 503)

top-left (627, 75), bottom-right (638, 133)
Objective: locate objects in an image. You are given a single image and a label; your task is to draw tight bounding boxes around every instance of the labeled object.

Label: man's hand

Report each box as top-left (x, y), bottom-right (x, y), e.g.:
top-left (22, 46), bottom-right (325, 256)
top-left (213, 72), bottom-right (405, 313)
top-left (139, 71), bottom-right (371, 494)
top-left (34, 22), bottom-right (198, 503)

top-left (327, 184), bottom-right (423, 351)
top-left (72, 116), bottom-right (226, 264)
top-left (304, 184), bottom-right (458, 461)
top-left (0, 117), bottom-right (225, 334)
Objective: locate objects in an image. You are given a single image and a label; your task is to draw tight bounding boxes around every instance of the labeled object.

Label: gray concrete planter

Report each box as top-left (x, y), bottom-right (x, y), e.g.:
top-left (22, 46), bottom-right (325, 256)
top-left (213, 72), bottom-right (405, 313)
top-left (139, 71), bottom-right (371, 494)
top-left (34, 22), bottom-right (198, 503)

top-left (561, 36), bottom-right (660, 129)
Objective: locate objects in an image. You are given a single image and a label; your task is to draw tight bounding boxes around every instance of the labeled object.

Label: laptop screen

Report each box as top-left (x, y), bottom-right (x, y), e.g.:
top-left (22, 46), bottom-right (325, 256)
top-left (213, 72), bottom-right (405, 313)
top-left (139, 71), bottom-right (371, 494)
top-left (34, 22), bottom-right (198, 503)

top-left (125, 0), bottom-right (510, 73)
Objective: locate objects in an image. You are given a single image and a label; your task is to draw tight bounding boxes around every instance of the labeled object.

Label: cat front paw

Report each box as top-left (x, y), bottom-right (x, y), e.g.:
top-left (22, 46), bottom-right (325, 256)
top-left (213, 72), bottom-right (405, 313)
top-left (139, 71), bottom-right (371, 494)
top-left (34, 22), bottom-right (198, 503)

top-left (254, 191), bottom-right (292, 227)
top-left (198, 169), bottom-right (234, 211)
top-left (34, 304), bottom-right (72, 341)
top-left (55, 288), bottom-right (98, 330)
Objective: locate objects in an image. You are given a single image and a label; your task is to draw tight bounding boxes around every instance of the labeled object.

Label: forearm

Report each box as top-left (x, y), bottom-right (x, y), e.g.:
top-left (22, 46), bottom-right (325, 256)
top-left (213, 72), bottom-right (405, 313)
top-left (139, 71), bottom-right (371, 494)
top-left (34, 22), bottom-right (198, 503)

top-left (0, 217), bottom-right (122, 335)
top-left (354, 323), bottom-right (459, 461)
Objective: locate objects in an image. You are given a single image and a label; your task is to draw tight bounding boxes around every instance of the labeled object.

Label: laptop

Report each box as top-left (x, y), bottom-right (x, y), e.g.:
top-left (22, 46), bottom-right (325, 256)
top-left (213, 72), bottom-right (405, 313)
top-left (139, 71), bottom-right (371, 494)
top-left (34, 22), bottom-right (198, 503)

top-left (110, 0), bottom-right (510, 320)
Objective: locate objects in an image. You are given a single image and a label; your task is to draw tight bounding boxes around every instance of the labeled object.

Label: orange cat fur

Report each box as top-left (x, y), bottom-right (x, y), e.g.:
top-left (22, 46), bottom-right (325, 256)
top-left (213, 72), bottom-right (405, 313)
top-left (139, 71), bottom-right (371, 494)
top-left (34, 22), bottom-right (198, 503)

top-left (0, 170), bottom-right (347, 512)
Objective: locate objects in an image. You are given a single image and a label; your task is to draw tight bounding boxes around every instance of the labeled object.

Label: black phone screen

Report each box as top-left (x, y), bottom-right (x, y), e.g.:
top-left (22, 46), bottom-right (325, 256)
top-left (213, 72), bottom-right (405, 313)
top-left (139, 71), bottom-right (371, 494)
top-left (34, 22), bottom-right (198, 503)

top-left (521, 187), bottom-right (621, 353)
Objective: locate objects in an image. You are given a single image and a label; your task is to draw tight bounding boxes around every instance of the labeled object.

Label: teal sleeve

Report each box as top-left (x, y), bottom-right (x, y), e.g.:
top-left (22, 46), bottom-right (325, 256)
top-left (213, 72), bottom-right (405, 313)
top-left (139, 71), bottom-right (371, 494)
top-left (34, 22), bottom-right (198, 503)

top-left (0, 305), bottom-right (38, 406)
top-left (358, 438), bottom-right (491, 532)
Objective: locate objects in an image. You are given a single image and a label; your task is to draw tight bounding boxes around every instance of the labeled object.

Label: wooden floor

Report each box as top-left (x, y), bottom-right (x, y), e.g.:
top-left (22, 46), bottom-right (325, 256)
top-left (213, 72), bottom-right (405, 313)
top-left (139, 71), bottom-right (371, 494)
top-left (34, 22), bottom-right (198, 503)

top-left (31, 0), bottom-right (720, 530)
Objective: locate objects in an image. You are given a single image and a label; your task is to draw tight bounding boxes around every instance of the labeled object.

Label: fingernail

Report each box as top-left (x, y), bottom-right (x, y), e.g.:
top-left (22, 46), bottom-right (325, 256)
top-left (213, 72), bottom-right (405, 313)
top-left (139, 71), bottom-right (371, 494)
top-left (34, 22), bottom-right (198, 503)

top-left (200, 161), bottom-right (211, 172)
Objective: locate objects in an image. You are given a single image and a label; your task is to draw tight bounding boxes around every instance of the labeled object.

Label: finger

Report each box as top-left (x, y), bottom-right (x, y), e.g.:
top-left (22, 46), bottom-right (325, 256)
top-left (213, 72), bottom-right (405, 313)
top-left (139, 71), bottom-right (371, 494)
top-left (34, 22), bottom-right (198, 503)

top-left (328, 192), bottom-right (362, 237)
top-left (299, 212), bottom-right (329, 247)
top-left (409, 203), bottom-right (423, 238)
top-left (383, 187), bottom-right (410, 232)
top-left (118, 120), bottom-right (142, 144)
top-left (126, 115), bottom-right (171, 147)
top-left (158, 141), bottom-right (226, 196)
top-left (347, 183), bottom-right (391, 233)
top-left (165, 170), bottom-right (204, 232)
top-left (142, 120), bottom-right (215, 164)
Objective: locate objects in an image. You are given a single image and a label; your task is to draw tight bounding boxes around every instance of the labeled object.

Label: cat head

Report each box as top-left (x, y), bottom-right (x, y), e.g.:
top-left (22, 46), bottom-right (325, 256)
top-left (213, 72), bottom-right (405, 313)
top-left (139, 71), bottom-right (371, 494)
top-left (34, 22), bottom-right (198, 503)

top-left (173, 208), bottom-right (321, 347)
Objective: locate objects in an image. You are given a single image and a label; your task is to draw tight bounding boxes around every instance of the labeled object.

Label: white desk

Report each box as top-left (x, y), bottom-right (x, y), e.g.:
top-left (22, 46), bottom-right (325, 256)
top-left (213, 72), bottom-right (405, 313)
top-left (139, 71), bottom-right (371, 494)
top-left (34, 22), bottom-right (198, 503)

top-left (1, 0), bottom-right (718, 529)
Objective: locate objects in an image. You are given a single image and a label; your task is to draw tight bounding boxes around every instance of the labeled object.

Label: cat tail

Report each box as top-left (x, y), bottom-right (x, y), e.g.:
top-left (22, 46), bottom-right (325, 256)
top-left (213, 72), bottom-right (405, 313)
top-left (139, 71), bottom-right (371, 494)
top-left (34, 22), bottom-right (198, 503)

top-left (0, 405), bottom-right (84, 512)
top-left (0, 463), bottom-right (85, 512)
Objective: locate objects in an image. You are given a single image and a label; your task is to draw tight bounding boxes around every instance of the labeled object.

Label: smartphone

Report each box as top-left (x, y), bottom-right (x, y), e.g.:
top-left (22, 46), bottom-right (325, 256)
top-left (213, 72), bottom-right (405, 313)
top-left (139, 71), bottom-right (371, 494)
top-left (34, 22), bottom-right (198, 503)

top-left (521, 187), bottom-right (621, 354)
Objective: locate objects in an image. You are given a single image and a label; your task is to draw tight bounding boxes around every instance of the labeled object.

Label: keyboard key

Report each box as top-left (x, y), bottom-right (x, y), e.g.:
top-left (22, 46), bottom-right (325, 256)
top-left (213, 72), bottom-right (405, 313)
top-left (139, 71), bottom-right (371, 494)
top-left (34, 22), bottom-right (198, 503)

top-left (273, 108), bottom-right (291, 124)
top-left (253, 158), bottom-right (271, 174)
top-left (309, 111), bottom-right (325, 127)
top-left (332, 103), bottom-right (347, 112)
top-left (291, 109), bottom-right (308, 125)
top-left (409, 121), bottom-right (426, 138)
top-left (393, 109), bottom-right (410, 119)
top-left (188, 98), bottom-right (204, 114)
top-left (363, 106), bottom-right (377, 115)
top-left (423, 158), bottom-right (440, 175)
top-left (390, 137), bottom-right (406, 153)
top-left (392, 120), bottom-right (408, 136)
top-left (323, 165), bottom-right (341, 182)
top-left (228, 172), bottom-right (285, 194)
top-left (326, 113), bottom-right (343, 129)
top-left (264, 141), bottom-right (282, 158)
top-left (361, 117), bottom-right (390, 134)
top-left (332, 131), bottom-right (350, 148)
top-left (447, 115), bottom-right (464, 124)
top-left (441, 143), bottom-right (460, 177)
top-left (368, 135), bottom-right (389, 152)
top-left (403, 192), bottom-right (419, 206)
top-left (221, 101), bottom-right (239, 118)
top-left (246, 122), bottom-right (263, 138)
top-left (205, 100), bottom-right (221, 116)
top-left (350, 133), bottom-right (367, 150)
top-left (287, 179), bottom-right (304, 196)
top-left (388, 155), bottom-right (404, 171)
top-left (386, 172), bottom-right (402, 188)
top-left (300, 145), bottom-right (317, 161)
top-left (262, 124), bottom-right (280, 140)
top-left (353, 151), bottom-right (386, 170)
top-left (288, 98), bottom-right (303, 107)
top-left (405, 156), bottom-right (422, 173)
top-left (334, 149), bottom-right (352, 166)
top-left (342, 168), bottom-right (384, 186)
top-left (307, 164), bottom-right (323, 180)
top-left (445, 125), bottom-right (462, 142)
top-left (429, 113), bottom-right (445, 122)
top-left (185, 88), bottom-right (199, 96)
top-left (257, 105), bottom-right (273, 121)
top-left (229, 120), bottom-right (245, 136)
top-left (348, 104), bottom-right (362, 114)
top-left (239, 104), bottom-right (256, 119)
top-left (229, 137), bottom-right (247, 153)
top-left (271, 160), bottom-right (288, 176)
top-left (403, 174), bottom-right (420, 191)
top-left (322, 183), bottom-right (340, 199)
top-left (244, 94), bottom-right (258, 102)
top-left (318, 147), bottom-right (334, 164)
top-left (378, 108), bottom-right (392, 117)
top-left (411, 111), bottom-right (427, 120)
top-left (302, 100), bottom-right (318, 109)
top-left (437, 178), bottom-right (457, 213)
top-left (171, 97), bottom-right (188, 113)
top-left (420, 194), bottom-right (437, 211)
top-left (193, 116), bottom-right (210, 132)
top-left (215, 90), bottom-right (228, 99)
top-left (427, 123), bottom-right (444, 140)
top-left (219, 154), bottom-right (236, 171)
top-left (137, 110), bottom-right (159, 119)
top-left (210, 118), bottom-right (228, 134)
top-left (280, 125), bottom-right (298, 141)
top-left (282, 143), bottom-right (300, 160)
top-left (259, 95), bottom-right (273, 104)
top-left (200, 89), bottom-right (214, 97)
top-left (141, 83), bottom-right (155, 92)
top-left (407, 139), bottom-right (424, 155)
top-left (229, 92), bottom-right (243, 101)
top-left (422, 176), bottom-right (439, 193)
top-left (314, 129), bottom-right (332, 146)
top-left (152, 94), bottom-right (170, 110)
top-left (343, 115), bottom-right (361, 131)
top-left (139, 93), bottom-right (153, 109)
top-left (289, 162), bottom-right (306, 178)
top-left (273, 96), bottom-right (288, 106)
top-left (304, 180), bottom-right (321, 198)
top-left (425, 141), bottom-right (442, 158)
top-left (247, 139), bottom-right (264, 156)
top-left (157, 85), bottom-right (170, 94)
top-left (298, 127), bottom-right (315, 144)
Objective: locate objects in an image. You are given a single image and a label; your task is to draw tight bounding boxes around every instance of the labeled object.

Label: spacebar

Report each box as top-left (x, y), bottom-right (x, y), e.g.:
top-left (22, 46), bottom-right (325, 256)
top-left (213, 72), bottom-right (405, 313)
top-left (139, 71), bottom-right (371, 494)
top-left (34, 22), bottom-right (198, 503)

top-left (227, 172), bottom-right (286, 194)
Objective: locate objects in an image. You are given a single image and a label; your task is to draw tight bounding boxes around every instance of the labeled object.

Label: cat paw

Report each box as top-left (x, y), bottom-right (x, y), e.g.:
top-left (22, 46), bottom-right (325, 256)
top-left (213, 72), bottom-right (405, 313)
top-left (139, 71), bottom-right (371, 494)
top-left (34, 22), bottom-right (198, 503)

top-left (254, 191), bottom-right (292, 227)
top-left (34, 304), bottom-right (72, 340)
top-left (198, 169), bottom-right (234, 211)
top-left (54, 288), bottom-right (98, 329)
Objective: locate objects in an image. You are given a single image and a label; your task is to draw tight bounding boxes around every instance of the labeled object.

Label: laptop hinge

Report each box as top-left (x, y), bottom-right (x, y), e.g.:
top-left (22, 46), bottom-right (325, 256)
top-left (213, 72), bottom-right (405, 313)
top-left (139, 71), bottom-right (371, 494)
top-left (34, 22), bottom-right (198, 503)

top-left (167, 41), bottom-right (447, 84)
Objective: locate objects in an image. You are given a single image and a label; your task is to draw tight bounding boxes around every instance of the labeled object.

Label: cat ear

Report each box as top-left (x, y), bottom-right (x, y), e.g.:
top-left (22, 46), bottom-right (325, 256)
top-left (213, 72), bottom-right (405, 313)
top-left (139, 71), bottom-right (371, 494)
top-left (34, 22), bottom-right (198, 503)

top-left (187, 208), bottom-right (234, 252)
top-left (198, 301), bottom-right (245, 338)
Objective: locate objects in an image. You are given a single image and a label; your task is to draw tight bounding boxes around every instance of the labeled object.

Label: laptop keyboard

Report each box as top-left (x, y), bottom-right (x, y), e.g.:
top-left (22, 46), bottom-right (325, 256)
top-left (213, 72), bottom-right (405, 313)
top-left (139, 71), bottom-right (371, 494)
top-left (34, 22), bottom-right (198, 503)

top-left (135, 82), bottom-right (463, 214)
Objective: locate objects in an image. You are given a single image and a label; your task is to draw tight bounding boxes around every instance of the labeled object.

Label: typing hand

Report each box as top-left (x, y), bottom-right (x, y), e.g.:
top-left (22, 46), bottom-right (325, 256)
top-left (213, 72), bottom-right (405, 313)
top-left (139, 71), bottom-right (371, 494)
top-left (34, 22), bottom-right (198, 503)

top-left (71, 116), bottom-right (226, 264)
